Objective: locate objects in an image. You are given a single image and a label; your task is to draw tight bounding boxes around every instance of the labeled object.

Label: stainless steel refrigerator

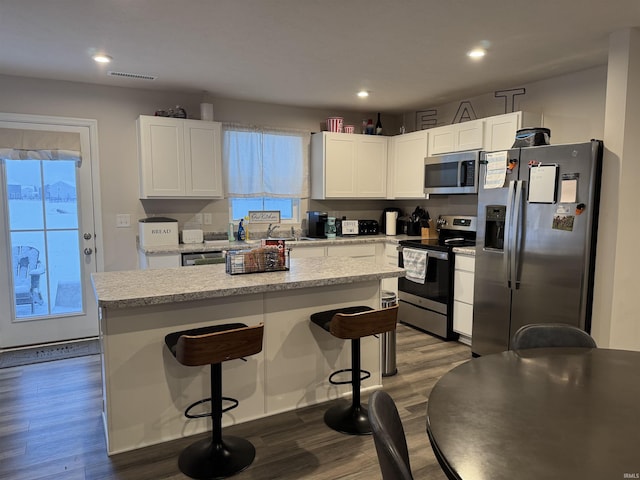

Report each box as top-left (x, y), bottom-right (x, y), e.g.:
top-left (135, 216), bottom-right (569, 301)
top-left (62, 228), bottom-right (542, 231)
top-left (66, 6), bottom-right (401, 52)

top-left (472, 140), bottom-right (603, 356)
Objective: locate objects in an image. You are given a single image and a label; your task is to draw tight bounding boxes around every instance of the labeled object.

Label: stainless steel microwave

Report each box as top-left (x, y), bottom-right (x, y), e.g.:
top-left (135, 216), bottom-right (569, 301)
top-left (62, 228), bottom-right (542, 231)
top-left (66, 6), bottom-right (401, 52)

top-left (424, 150), bottom-right (480, 195)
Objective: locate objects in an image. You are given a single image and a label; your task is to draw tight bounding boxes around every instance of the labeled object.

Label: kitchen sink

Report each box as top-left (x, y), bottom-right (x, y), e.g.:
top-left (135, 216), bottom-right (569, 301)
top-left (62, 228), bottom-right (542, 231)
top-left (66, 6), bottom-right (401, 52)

top-left (265, 237), bottom-right (320, 242)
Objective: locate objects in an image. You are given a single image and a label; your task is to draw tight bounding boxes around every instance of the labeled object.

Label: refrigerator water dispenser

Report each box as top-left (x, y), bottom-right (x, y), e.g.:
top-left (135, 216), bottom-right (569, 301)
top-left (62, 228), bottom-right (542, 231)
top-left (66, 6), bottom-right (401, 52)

top-left (485, 206), bottom-right (506, 250)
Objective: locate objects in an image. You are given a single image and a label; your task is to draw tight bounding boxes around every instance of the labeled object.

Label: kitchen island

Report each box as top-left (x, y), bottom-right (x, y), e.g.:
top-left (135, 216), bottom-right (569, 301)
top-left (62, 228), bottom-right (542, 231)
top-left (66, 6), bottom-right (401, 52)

top-left (92, 256), bottom-right (404, 455)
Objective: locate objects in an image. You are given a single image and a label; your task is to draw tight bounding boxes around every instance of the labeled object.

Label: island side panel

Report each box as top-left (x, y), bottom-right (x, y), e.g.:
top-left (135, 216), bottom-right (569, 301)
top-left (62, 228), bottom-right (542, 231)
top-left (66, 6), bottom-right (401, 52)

top-left (100, 294), bottom-right (265, 455)
top-left (263, 280), bottom-right (382, 415)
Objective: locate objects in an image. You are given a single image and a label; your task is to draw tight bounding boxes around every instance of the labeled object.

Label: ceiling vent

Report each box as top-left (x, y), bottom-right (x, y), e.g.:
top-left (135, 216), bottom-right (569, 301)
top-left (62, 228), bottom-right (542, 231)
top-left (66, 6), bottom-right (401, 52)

top-left (107, 71), bottom-right (157, 81)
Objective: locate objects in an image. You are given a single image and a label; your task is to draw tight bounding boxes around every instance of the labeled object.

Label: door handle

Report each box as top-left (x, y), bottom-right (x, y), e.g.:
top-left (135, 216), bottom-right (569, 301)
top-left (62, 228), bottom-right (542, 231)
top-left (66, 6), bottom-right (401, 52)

top-left (504, 181), bottom-right (516, 289)
top-left (84, 248), bottom-right (93, 255)
top-left (511, 180), bottom-right (523, 289)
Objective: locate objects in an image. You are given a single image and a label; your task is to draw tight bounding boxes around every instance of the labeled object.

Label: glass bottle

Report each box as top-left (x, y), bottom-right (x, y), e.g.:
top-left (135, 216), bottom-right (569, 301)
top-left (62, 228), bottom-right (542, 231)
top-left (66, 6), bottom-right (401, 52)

top-left (375, 113), bottom-right (383, 135)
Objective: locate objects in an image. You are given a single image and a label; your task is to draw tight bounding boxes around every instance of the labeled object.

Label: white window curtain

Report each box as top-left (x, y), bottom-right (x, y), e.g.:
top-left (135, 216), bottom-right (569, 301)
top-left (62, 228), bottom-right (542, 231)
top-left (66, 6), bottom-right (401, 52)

top-left (0, 128), bottom-right (81, 162)
top-left (223, 123), bottom-right (309, 198)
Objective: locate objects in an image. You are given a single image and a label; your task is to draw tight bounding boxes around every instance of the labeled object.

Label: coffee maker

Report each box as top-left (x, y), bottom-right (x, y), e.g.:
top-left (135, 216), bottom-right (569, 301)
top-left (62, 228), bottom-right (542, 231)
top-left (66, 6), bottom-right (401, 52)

top-left (307, 211), bottom-right (328, 238)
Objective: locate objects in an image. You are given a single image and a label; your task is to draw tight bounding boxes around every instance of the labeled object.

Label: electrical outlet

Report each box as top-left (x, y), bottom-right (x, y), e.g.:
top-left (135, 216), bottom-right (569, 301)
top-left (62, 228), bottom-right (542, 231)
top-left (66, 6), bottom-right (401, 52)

top-left (203, 213), bottom-right (212, 225)
top-left (194, 213), bottom-right (203, 224)
top-left (116, 214), bottom-right (131, 228)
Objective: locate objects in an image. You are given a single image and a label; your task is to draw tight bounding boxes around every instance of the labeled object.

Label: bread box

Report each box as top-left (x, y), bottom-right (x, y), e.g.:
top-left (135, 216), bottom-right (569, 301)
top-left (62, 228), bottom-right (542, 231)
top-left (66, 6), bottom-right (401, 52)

top-left (138, 217), bottom-right (179, 247)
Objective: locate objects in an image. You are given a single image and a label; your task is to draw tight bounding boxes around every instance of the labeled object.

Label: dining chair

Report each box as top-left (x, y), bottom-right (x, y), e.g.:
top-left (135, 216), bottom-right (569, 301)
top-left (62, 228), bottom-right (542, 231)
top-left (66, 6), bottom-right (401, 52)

top-left (511, 323), bottom-right (597, 350)
top-left (368, 390), bottom-right (414, 480)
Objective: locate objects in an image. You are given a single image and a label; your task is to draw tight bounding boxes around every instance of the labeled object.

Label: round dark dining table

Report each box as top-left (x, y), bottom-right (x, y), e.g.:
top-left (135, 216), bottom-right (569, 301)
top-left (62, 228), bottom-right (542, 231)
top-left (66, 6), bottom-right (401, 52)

top-left (426, 348), bottom-right (640, 480)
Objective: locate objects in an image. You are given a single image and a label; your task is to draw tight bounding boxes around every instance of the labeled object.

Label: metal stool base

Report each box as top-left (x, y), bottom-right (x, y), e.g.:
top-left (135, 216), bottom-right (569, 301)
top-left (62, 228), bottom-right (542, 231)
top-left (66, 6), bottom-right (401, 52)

top-left (178, 435), bottom-right (255, 479)
top-left (324, 402), bottom-right (371, 436)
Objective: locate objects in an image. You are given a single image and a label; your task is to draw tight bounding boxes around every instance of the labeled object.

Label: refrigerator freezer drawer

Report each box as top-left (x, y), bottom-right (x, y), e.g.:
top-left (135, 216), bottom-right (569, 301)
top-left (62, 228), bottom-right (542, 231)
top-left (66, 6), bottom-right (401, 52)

top-left (399, 299), bottom-right (449, 339)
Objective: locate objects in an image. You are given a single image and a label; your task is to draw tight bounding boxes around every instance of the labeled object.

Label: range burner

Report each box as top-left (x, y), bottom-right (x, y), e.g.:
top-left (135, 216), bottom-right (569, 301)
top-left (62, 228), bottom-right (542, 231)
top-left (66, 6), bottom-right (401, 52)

top-left (400, 215), bottom-right (477, 251)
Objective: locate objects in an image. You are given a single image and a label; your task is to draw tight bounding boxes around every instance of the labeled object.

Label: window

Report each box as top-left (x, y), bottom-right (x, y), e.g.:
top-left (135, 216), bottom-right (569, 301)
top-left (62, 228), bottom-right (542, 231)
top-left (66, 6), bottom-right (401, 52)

top-left (4, 159), bottom-right (83, 318)
top-left (223, 124), bottom-right (309, 222)
top-left (230, 197), bottom-right (298, 222)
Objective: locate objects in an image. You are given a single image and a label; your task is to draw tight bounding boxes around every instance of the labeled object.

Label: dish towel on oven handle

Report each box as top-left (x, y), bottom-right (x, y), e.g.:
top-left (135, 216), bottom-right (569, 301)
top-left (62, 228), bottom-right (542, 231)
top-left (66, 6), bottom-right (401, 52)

top-left (403, 248), bottom-right (428, 284)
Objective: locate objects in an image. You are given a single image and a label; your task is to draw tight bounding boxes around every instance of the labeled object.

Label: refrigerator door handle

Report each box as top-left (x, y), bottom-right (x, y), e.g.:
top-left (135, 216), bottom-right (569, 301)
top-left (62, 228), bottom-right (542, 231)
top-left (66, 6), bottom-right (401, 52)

top-left (504, 180), bottom-right (516, 289)
top-left (511, 180), bottom-right (524, 289)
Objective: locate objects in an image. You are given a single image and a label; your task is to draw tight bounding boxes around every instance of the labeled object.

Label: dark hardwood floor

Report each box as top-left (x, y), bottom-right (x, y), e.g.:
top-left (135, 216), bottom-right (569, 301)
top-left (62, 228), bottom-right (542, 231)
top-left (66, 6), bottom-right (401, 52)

top-left (0, 324), bottom-right (470, 480)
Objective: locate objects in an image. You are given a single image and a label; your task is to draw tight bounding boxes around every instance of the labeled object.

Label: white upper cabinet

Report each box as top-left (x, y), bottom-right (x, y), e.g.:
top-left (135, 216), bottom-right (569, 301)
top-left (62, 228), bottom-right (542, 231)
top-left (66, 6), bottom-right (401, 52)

top-left (387, 129), bottom-right (429, 199)
top-left (311, 132), bottom-right (387, 199)
top-left (138, 115), bottom-right (223, 199)
top-left (428, 119), bottom-right (484, 155)
top-left (483, 111), bottom-right (542, 152)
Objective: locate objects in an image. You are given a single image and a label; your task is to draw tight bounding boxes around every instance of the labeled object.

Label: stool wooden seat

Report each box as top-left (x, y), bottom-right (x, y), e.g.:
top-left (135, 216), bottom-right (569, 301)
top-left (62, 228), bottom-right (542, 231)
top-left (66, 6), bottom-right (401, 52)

top-left (165, 322), bottom-right (264, 480)
top-left (310, 305), bottom-right (399, 435)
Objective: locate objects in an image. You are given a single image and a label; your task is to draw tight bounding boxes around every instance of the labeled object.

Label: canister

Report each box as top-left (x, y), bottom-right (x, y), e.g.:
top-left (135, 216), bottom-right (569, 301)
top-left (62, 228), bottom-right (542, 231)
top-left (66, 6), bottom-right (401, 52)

top-left (138, 217), bottom-right (179, 247)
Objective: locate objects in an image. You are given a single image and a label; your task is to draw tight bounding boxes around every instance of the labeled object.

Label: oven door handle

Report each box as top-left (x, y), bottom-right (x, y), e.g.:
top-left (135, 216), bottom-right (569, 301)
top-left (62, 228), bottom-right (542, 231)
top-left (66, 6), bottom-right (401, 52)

top-left (398, 246), bottom-right (448, 261)
top-left (427, 250), bottom-right (448, 261)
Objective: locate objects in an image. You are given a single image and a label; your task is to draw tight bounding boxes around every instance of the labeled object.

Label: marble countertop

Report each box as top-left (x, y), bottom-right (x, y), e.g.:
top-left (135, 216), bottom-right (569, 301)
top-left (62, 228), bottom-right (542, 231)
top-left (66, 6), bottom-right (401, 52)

top-left (92, 256), bottom-right (405, 309)
top-left (140, 234), bottom-right (417, 255)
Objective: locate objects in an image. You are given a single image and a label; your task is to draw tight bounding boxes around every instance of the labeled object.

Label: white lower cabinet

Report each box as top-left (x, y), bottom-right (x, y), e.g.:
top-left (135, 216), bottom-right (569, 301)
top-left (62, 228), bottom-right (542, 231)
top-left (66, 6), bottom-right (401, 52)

top-left (138, 251), bottom-right (181, 269)
top-left (453, 254), bottom-right (475, 345)
top-left (380, 243), bottom-right (399, 294)
top-left (327, 244), bottom-right (377, 262)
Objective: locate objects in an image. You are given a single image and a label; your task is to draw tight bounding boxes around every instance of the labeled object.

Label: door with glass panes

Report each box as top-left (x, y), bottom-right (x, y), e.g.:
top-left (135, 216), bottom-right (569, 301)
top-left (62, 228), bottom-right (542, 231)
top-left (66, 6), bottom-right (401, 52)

top-left (0, 117), bottom-right (101, 348)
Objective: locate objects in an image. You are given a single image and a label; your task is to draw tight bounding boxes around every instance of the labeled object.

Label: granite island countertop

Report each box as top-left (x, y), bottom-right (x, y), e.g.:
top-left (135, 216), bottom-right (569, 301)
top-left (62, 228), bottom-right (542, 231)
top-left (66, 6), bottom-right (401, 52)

top-left (92, 256), bottom-right (405, 309)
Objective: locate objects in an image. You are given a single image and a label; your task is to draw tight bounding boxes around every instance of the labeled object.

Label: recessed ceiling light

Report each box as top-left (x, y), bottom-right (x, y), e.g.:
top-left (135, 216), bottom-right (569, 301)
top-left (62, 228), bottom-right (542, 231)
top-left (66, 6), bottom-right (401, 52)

top-left (93, 54), bottom-right (113, 64)
top-left (357, 90), bottom-right (369, 98)
top-left (467, 48), bottom-right (486, 59)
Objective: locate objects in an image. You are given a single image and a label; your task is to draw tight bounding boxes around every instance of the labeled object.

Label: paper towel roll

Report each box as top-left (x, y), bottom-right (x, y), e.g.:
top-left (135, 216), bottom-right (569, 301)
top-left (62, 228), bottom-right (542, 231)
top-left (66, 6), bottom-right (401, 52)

top-left (386, 211), bottom-right (397, 236)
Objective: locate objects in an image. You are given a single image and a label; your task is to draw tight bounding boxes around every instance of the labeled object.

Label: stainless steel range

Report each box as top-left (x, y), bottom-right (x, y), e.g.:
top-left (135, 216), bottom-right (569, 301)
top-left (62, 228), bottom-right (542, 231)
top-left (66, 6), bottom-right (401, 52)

top-left (398, 215), bottom-right (476, 340)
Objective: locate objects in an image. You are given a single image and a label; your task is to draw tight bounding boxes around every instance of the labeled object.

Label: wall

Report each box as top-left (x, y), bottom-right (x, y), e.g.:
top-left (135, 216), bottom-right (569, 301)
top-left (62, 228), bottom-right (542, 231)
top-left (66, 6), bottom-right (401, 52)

top-left (405, 65), bottom-right (608, 145)
top-left (591, 29), bottom-right (640, 351)
top-left (0, 74), bottom-right (396, 271)
top-left (0, 66), bottom-right (608, 274)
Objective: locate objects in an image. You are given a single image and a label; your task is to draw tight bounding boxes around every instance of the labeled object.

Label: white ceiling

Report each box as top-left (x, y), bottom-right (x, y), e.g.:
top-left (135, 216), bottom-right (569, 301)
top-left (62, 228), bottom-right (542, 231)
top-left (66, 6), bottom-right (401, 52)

top-left (1, 1), bottom-right (639, 114)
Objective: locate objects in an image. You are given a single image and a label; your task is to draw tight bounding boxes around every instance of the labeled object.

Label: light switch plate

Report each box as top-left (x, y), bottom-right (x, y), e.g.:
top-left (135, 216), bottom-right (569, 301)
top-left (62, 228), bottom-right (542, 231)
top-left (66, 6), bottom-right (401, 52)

top-left (116, 214), bottom-right (131, 228)
top-left (194, 213), bottom-right (203, 224)
top-left (203, 213), bottom-right (212, 225)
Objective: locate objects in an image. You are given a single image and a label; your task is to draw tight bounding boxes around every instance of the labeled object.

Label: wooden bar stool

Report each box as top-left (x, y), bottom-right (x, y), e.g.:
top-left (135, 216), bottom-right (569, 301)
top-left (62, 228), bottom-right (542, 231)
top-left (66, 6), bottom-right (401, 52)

top-left (310, 305), bottom-right (399, 435)
top-left (165, 322), bottom-right (264, 480)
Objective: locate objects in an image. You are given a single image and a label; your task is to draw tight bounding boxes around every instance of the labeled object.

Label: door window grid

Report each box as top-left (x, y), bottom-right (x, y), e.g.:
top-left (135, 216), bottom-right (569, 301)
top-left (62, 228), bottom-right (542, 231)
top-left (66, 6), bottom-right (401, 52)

top-left (4, 158), bottom-right (83, 320)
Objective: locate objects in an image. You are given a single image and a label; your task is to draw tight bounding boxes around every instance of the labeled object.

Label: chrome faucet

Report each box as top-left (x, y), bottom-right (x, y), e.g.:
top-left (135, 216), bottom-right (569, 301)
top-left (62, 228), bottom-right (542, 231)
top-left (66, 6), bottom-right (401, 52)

top-left (266, 224), bottom-right (280, 238)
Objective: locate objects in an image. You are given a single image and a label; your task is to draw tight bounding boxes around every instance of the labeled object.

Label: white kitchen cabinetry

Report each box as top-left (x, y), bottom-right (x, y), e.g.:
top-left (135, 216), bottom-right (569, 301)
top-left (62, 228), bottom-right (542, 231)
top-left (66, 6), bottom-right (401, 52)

top-left (428, 119), bottom-right (484, 155)
top-left (483, 111), bottom-right (542, 152)
top-left (387, 130), bottom-right (429, 199)
top-left (138, 115), bottom-right (223, 199)
top-left (311, 132), bottom-right (387, 199)
top-left (453, 253), bottom-right (475, 345)
top-left (327, 244), bottom-right (377, 262)
top-left (380, 243), bottom-right (399, 294)
top-left (138, 251), bottom-right (181, 269)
